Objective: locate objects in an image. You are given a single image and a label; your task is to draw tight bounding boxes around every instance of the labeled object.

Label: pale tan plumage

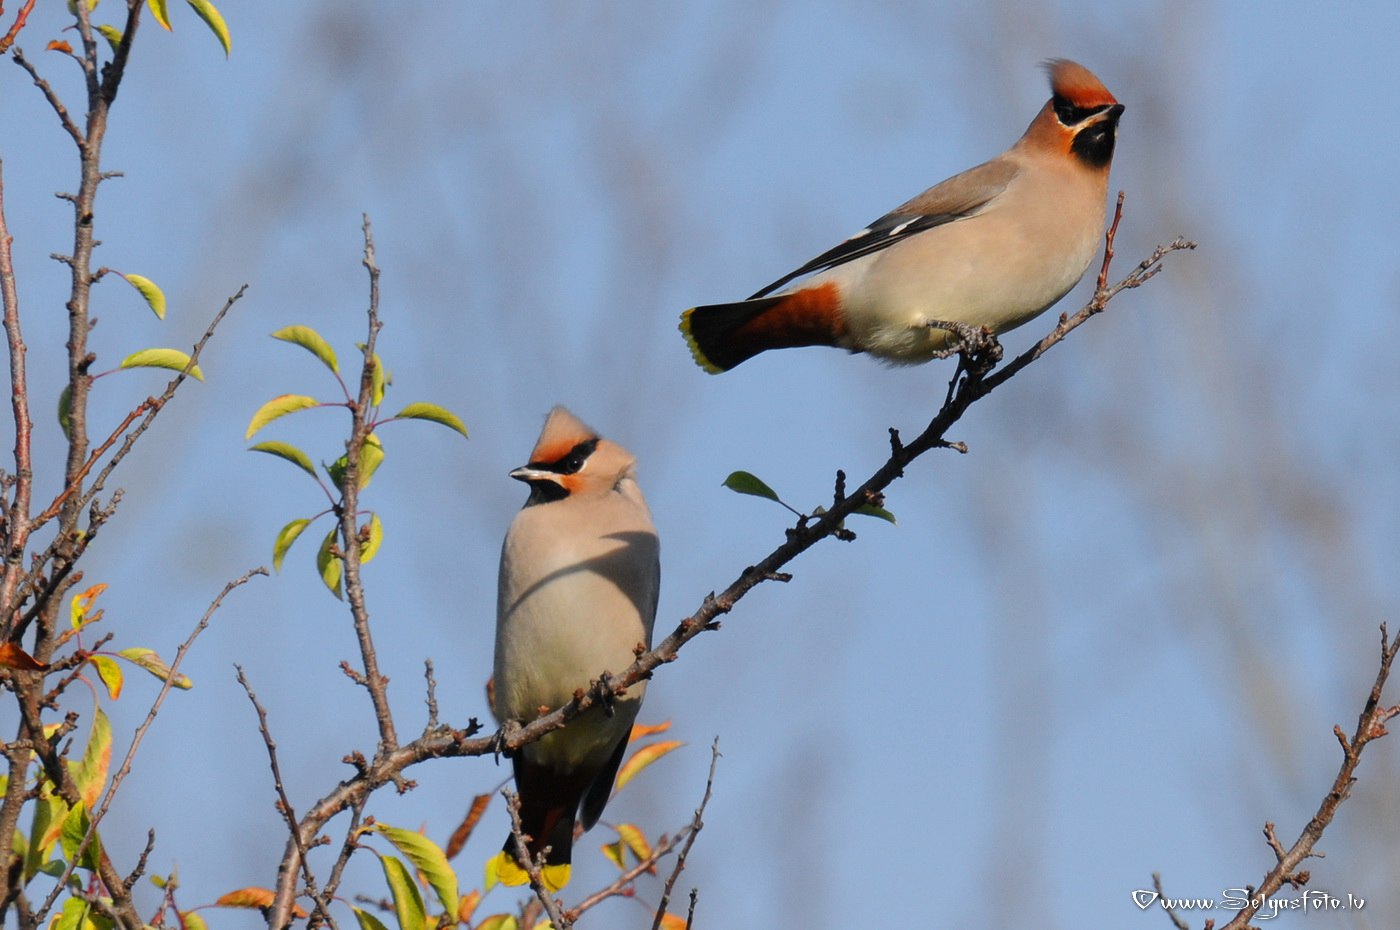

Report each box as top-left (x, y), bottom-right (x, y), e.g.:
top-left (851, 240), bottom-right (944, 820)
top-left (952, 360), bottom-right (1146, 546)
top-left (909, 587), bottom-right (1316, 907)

top-left (490, 406), bottom-right (659, 891)
top-left (680, 59), bottom-right (1124, 371)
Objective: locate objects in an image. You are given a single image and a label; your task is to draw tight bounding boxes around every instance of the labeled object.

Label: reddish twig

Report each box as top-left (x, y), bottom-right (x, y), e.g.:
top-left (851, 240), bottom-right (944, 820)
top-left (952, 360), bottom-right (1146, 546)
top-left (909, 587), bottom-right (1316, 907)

top-left (0, 0), bottom-right (36, 54)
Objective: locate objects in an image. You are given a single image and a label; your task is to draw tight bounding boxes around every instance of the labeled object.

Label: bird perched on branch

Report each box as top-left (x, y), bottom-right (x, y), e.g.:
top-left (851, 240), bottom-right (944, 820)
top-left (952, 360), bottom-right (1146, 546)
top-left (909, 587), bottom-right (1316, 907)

top-left (488, 406), bottom-right (660, 892)
top-left (680, 59), bottom-right (1124, 372)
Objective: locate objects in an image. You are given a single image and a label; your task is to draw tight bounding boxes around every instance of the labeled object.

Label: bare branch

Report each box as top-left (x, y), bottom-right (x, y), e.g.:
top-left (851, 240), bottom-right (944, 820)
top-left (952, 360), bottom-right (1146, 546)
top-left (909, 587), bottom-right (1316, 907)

top-left (236, 665), bottom-right (339, 930)
top-left (504, 790), bottom-right (571, 929)
top-left (649, 737), bottom-right (720, 930)
top-left (1212, 624), bottom-right (1399, 930)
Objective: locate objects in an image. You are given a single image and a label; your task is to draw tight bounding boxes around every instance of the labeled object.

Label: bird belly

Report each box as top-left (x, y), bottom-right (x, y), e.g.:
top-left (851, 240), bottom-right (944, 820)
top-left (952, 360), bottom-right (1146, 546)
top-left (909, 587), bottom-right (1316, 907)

top-left (841, 208), bottom-right (1101, 363)
top-left (495, 520), bottom-right (653, 769)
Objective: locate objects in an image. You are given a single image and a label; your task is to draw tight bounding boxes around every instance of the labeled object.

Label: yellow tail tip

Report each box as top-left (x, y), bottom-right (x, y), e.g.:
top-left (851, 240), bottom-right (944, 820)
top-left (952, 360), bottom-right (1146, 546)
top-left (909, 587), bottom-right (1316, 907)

top-left (487, 850), bottom-right (571, 892)
top-left (679, 308), bottom-right (723, 375)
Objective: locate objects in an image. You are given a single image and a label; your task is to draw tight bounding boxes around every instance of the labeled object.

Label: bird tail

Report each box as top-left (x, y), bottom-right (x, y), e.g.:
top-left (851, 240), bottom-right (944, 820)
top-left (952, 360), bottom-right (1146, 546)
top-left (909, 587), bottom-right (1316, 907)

top-left (679, 282), bottom-right (845, 373)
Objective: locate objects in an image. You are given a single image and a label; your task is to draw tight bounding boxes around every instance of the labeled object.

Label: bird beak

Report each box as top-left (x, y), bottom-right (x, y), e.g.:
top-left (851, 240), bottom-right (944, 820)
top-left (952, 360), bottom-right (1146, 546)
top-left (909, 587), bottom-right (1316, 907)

top-left (1097, 103), bottom-right (1125, 123)
top-left (510, 466), bottom-right (558, 484)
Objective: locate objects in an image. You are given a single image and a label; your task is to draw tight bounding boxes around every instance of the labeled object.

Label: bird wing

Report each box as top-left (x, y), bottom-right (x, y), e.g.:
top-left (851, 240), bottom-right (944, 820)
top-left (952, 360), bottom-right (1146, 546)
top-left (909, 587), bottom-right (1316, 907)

top-left (748, 158), bottom-right (1021, 299)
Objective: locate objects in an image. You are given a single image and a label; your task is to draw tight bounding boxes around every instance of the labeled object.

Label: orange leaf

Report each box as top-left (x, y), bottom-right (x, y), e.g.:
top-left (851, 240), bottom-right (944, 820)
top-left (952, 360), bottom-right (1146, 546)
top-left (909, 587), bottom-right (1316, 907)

top-left (615, 740), bottom-right (683, 791)
top-left (0, 642), bottom-right (47, 671)
top-left (659, 915), bottom-right (688, 930)
top-left (628, 720), bottom-right (672, 742)
top-left (445, 793), bottom-right (491, 860)
top-left (47, 40), bottom-right (73, 54)
top-left (457, 890), bottom-right (480, 924)
top-left (215, 888), bottom-right (306, 918)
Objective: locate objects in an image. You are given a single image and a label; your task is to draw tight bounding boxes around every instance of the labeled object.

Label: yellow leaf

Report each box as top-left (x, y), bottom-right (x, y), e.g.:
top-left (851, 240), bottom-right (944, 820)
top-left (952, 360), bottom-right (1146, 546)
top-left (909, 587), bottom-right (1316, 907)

top-left (96, 24), bottom-right (123, 51)
top-left (147, 0), bottom-right (172, 30)
top-left (271, 325), bottom-right (338, 374)
top-left (360, 513), bottom-right (383, 564)
top-left (70, 583), bottom-right (108, 630)
top-left (121, 273), bottom-right (166, 319)
top-left (372, 823), bottom-right (459, 918)
top-left (185, 0), bottom-right (231, 56)
top-left (89, 655), bottom-right (123, 700)
top-left (245, 394), bottom-right (319, 439)
top-left (615, 823), bottom-right (652, 864)
top-left (116, 647), bottom-right (192, 689)
top-left (316, 526), bottom-right (342, 599)
top-left (392, 402), bottom-right (468, 438)
top-left (476, 916), bottom-right (519, 930)
top-left (614, 740), bottom-right (683, 791)
top-left (271, 518), bottom-right (311, 573)
top-left (119, 348), bottom-right (203, 382)
top-left (599, 838), bottom-right (626, 871)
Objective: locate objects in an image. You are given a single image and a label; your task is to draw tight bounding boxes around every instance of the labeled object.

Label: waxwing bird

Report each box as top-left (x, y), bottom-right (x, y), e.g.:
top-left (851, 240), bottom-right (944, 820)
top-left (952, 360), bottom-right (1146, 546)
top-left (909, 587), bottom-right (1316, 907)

top-left (680, 59), bottom-right (1124, 372)
top-left (488, 406), bottom-right (660, 892)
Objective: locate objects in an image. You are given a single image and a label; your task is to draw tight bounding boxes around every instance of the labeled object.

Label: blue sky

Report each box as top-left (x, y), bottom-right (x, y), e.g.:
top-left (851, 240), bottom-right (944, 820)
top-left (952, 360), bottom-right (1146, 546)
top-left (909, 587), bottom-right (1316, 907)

top-left (3, 2), bottom-right (1399, 928)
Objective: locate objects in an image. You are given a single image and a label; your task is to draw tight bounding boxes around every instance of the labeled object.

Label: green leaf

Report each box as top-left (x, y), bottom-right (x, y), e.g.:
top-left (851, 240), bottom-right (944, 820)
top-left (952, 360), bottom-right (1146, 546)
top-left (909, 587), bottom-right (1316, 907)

top-left (316, 525), bottom-right (343, 599)
top-left (53, 897), bottom-right (88, 930)
top-left (249, 441), bottom-right (318, 481)
top-left (392, 402), bottom-right (468, 438)
top-left (89, 655), bottom-right (123, 700)
top-left (361, 513), bottom-right (383, 565)
top-left (95, 24), bottom-right (123, 51)
top-left (116, 647), bottom-right (193, 689)
top-left (70, 708), bottom-right (111, 810)
top-left (119, 348), bottom-right (203, 382)
top-left (326, 433), bottom-right (384, 491)
top-left (58, 385), bottom-right (72, 438)
top-left (374, 823), bottom-right (459, 917)
top-left (272, 518), bottom-right (311, 573)
top-left (121, 273), bottom-right (166, 320)
top-left (245, 394), bottom-right (319, 439)
top-left (180, 912), bottom-right (208, 930)
top-left (59, 802), bottom-right (101, 872)
top-left (722, 470), bottom-right (781, 503)
top-left (25, 792), bottom-right (68, 882)
top-left (853, 503), bottom-right (897, 525)
top-left (271, 325), bottom-right (339, 375)
top-left (377, 853), bottom-right (426, 930)
top-left (147, 0), bottom-right (172, 30)
top-left (185, 0), bottom-right (231, 55)
top-left (351, 907), bottom-right (392, 930)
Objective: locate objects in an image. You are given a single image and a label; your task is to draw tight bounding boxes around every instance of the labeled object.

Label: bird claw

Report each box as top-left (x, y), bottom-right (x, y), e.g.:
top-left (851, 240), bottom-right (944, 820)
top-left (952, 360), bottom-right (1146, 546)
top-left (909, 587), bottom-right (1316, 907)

top-left (925, 319), bottom-right (1001, 361)
top-left (492, 720), bottom-right (521, 762)
top-left (595, 672), bottom-right (619, 717)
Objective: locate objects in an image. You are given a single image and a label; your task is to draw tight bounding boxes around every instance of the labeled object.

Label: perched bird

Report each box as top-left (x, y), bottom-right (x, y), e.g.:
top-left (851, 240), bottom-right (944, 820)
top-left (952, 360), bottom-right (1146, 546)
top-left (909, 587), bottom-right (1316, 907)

top-left (680, 59), bottom-right (1124, 372)
top-left (488, 406), bottom-right (660, 892)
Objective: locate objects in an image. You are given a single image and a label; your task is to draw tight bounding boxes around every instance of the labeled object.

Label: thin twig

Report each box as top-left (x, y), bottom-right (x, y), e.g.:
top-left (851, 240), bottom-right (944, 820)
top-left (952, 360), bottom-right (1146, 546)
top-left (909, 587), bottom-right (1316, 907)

top-left (0, 154), bottom-right (33, 641)
top-left (504, 790), bottom-right (571, 929)
top-left (1152, 873), bottom-right (1190, 930)
top-left (650, 738), bottom-right (719, 930)
top-left (35, 568), bottom-right (266, 924)
top-left (1213, 624), bottom-right (1400, 930)
top-left (255, 219), bottom-right (1192, 874)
